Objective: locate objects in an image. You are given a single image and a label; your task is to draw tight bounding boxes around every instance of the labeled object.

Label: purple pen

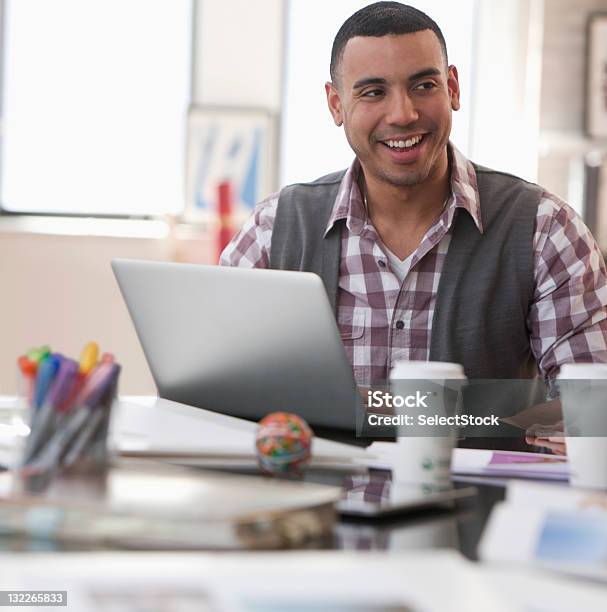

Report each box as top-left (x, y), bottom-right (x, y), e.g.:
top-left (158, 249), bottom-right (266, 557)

top-left (45, 358), bottom-right (79, 409)
top-left (72, 362), bottom-right (116, 408)
top-left (23, 357), bottom-right (79, 465)
top-left (63, 365), bottom-right (121, 466)
top-left (82, 363), bottom-right (121, 408)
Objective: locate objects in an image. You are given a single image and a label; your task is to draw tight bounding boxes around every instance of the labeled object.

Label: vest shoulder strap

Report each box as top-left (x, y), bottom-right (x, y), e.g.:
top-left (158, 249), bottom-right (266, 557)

top-left (270, 170), bottom-right (346, 311)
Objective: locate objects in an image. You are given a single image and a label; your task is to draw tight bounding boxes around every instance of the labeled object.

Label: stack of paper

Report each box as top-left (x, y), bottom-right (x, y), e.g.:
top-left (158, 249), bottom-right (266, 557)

top-left (363, 443), bottom-right (569, 481)
top-left (451, 448), bottom-right (568, 481)
top-left (0, 397), bottom-right (29, 469)
top-left (110, 397), bottom-right (371, 470)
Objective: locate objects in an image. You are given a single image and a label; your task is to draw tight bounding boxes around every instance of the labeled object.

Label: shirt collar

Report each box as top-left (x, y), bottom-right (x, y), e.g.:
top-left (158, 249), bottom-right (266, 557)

top-left (324, 142), bottom-right (484, 237)
top-left (448, 142), bottom-right (483, 234)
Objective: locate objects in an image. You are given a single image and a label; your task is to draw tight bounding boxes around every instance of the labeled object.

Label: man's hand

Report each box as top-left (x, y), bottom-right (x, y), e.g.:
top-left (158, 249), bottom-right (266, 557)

top-left (525, 420), bottom-right (567, 455)
top-left (502, 399), bottom-right (563, 430)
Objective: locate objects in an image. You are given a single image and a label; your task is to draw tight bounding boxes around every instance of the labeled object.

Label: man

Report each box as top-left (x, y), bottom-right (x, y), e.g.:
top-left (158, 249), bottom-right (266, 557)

top-left (221, 2), bottom-right (607, 397)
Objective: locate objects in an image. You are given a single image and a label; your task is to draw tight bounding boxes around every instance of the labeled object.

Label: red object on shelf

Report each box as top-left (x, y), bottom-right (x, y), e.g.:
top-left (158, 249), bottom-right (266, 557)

top-left (217, 180), bottom-right (235, 261)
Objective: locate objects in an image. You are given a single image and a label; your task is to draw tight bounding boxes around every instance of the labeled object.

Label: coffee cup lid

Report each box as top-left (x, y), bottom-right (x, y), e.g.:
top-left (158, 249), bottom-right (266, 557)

top-left (558, 362), bottom-right (607, 379)
top-left (390, 360), bottom-right (466, 380)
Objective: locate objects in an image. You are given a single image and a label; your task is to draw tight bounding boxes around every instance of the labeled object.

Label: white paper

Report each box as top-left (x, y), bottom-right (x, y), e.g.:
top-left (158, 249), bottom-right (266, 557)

top-left (111, 396), bottom-right (370, 463)
top-left (480, 481), bottom-right (607, 582)
top-left (0, 550), bottom-right (511, 612)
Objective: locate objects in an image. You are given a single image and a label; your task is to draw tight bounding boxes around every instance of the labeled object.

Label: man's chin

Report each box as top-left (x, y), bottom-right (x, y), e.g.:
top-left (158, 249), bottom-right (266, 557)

top-left (379, 168), bottom-right (428, 188)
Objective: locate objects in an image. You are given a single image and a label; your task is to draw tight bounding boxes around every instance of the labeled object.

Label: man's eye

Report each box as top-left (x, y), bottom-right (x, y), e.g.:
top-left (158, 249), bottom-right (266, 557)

top-left (361, 89), bottom-right (383, 98)
top-left (414, 81), bottom-right (436, 91)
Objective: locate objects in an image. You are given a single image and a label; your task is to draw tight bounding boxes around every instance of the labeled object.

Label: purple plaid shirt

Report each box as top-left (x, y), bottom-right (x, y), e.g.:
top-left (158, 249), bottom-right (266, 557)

top-left (221, 144), bottom-right (607, 386)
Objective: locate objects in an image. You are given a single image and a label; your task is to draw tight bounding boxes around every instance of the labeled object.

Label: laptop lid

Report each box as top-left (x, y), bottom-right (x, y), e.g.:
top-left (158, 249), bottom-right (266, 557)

top-left (111, 259), bottom-right (362, 432)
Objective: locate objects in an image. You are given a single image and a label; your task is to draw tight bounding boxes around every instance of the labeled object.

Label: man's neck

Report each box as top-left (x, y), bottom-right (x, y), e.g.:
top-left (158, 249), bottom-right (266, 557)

top-left (359, 156), bottom-right (452, 261)
top-left (361, 161), bottom-right (451, 227)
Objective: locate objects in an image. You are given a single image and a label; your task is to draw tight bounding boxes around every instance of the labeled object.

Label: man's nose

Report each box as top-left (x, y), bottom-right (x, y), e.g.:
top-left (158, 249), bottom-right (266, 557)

top-left (385, 91), bottom-right (419, 125)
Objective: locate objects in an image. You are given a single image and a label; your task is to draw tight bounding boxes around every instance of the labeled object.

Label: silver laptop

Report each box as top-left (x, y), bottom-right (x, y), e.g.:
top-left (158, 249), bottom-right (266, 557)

top-left (112, 259), bottom-right (362, 432)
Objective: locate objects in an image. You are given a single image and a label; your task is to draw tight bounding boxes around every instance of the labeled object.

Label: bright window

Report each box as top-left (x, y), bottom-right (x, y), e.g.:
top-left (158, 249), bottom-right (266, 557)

top-left (1, 0), bottom-right (192, 216)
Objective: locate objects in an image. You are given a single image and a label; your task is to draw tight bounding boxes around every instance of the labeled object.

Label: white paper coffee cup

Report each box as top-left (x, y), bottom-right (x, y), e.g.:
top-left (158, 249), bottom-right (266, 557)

top-left (389, 361), bottom-right (466, 487)
top-left (390, 361), bottom-right (466, 380)
top-left (558, 363), bottom-right (607, 490)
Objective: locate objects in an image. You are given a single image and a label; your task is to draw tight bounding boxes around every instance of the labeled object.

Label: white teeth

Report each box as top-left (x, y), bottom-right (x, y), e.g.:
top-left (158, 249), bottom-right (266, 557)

top-left (386, 135), bottom-right (422, 149)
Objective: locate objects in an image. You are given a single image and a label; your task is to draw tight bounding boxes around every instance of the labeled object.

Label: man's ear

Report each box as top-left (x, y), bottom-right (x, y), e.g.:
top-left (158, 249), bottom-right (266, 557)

top-left (325, 81), bottom-right (343, 127)
top-left (447, 65), bottom-right (460, 111)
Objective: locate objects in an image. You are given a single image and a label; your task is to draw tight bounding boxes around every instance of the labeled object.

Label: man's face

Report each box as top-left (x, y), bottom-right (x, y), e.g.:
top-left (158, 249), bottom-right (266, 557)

top-left (326, 31), bottom-right (460, 189)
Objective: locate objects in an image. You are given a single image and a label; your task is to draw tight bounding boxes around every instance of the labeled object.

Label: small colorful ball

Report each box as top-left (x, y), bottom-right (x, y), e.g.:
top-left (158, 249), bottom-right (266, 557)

top-left (255, 412), bottom-right (314, 474)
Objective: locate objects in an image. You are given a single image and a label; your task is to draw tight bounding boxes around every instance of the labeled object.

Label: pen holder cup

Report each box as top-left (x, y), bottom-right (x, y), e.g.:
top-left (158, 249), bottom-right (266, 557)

top-left (19, 371), bottom-right (119, 482)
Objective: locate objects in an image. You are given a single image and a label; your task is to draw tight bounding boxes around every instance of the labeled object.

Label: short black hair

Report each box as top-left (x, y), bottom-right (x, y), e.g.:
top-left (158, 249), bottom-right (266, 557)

top-left (330, 2), bottom-right (448, 84)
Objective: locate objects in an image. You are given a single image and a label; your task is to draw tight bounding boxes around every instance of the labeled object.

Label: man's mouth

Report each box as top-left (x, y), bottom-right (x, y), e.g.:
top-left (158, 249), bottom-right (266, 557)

top-left (380, 134), bottom-right (425, 151)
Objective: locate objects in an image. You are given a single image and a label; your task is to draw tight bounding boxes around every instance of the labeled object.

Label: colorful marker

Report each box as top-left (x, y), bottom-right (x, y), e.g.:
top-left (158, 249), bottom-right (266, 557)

top-left (17, 355), bottom-right (38, 407)
top-left (45, 358), bottom-right (79, 411)
top-left (23, 358), bottom-right (79, 465)
top-left (26, 346), bottom-right (51, 364)
top-left (63, 365), bottom-right (120, 466)
top-left (73, 362), bottom-right (119, 409)
top-left (79, 342), bottom-right (99, 376)
top-left (33, 354), bottom-right (61, 411)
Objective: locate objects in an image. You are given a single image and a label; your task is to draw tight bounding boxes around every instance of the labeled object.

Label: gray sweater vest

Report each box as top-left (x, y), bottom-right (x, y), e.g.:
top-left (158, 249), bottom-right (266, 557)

top-left (269, 166), bottom-right (543, 380)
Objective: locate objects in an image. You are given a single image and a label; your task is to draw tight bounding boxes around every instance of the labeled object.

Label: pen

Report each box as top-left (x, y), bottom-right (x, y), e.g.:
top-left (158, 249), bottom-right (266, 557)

top-left (45, 358), bottom-right (79, 410)
top-left (79, 341), bottom-right (99, 376)
top-left (63, 365), bottom-right (120, 466)
top-left (72, 362), bottom-right (117, 409)
top-left (24, 353), bottom-right (64, 462)
top-left (22, 358), bottom-right (79, 465)
top-left (58, 342), bottom-right (100, 413)
top-left (26, 346), bottom-right (51, 364)
top-left (33, 354), bottom-right (61, 411)
top-left (17, 355), bottom-right (37, 408)
top-left (88, 369), bottom-right (119, 463)
top-left (20, 344), bottom-right (50, 408)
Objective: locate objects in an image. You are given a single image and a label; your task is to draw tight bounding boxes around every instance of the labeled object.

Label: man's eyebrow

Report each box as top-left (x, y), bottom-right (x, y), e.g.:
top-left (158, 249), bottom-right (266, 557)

top-left (408, 68), bottom-right (441, 81)
top-left (352, 77), bottom-right (387, 91)
top-left (351, 68), bottom-right (443, 91)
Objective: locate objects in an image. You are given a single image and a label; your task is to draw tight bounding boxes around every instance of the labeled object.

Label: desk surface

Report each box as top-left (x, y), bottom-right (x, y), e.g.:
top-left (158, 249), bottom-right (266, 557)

top-left (0, 395), bottom-right (524, 558)
top-left (0, 462), bottom-right (505, 559)
top-left (335, 476), bottom-right (504, 560)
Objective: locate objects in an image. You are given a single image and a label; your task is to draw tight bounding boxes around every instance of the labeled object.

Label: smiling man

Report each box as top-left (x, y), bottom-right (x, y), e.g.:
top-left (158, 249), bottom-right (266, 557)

top-left (221, 2), bottom-right (607, 390)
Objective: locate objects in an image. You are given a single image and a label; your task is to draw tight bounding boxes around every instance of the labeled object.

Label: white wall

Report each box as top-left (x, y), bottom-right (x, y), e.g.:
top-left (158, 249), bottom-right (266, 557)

top-left (0, 220), bottom-right (217, 395)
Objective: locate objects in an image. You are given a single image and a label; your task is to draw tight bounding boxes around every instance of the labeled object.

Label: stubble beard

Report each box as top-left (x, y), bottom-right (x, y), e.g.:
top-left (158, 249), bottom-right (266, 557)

top-left (374, 165), bottom-right (430, 188)
top-left (347, 130), bottom-right (439, 189)
top-left (361, 136), bottom-right (449, 190)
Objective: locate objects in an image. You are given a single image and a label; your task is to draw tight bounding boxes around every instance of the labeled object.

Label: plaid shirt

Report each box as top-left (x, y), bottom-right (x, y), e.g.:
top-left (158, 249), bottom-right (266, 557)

top-left (220, 144), bottom-right (607, 386)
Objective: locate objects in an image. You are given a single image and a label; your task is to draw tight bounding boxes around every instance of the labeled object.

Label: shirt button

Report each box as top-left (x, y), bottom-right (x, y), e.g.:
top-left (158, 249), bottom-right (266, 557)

top-left (395, 320), bottom-right (405, 330)
top-left (378, 260), bottom-right (386, 268)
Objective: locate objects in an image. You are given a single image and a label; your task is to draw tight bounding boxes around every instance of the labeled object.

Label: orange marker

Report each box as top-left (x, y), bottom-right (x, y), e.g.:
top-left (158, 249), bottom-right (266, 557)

top-left (78, 342), bottom-right (99, 376)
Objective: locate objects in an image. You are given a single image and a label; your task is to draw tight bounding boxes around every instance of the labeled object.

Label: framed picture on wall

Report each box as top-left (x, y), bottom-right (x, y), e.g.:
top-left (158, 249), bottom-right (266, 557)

top-left (184, 105), bottom-right (278, 223)
top-left (586, 14), bottom-right (607, 138)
